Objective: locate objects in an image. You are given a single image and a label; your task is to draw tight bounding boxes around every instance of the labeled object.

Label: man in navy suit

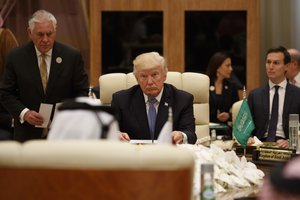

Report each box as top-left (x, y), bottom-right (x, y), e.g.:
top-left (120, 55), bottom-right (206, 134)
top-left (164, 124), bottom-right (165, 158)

top-left (0, 10), bottom-right (88, 142)
top-left (248, 46), bottom-right (300, 148)
top-left (111, 52), bottom-right (197, 144)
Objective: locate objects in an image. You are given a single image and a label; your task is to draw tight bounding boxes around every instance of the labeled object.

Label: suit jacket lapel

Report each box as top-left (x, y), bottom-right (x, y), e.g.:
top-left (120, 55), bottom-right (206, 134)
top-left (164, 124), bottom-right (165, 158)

top-left (261, 85), bottom-right (270, 133)
top-left (46, 42), bottom-right (64, 96)
top-left (156, 85), bottom-right (171, 138)
top-left (131, 88), bottom-right (150, 138)
top-left (262, 85), bottom-right (269, 117)
top-left (283, 83), bottom-right (293, 128)
top-left (26, 42), bottom-right (45, 97)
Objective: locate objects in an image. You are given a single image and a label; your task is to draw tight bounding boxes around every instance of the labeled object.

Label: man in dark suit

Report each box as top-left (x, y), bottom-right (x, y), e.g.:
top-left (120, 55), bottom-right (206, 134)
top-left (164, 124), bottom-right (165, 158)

top-left (111, 52), bottom-right (197, 144)
top-left (0, 104), bottom-right (13, 140)
top-left (248, 46), bottom-right (300, 148)
top-left (0, 10), bottom-right (88, 142)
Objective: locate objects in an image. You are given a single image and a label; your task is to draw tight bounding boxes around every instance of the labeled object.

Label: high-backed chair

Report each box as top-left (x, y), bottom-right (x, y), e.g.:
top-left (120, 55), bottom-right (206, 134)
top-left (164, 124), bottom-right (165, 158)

top-left (0, 140), bottom-right (195, 200)
top-left (181, 73), bottom-right (210, 140)
top-left (99, 72), bottom-right (210, 141)
top-left (232, 99), bottom-right (243, 125)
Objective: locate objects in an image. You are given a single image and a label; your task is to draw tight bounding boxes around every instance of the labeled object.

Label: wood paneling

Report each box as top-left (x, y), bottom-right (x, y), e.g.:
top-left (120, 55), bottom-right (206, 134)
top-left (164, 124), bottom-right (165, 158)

top-left (0, 168), bottom-right (192, 200)
top-left (90, 0), bottom-right (260, 92)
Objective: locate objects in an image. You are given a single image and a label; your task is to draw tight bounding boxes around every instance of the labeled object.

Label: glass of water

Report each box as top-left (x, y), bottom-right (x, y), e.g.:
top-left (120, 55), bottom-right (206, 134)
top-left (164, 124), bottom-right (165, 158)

top-left (289, 114), bottom-right (299, 150)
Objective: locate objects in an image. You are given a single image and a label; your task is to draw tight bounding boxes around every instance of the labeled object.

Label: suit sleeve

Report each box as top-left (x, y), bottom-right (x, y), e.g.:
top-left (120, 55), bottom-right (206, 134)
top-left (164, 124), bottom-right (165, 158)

top-left (247, 91), bottom-right (256, 137)
top-left (176, 93), bottom-right (197, 144)
top-left (71, 51), bottom-right (89, 97)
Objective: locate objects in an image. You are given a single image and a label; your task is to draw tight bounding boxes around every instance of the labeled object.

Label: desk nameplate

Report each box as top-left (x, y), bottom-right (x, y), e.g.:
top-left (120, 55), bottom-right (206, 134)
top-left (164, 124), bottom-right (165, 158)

top-left (252, 147), bottom-right (296, 162)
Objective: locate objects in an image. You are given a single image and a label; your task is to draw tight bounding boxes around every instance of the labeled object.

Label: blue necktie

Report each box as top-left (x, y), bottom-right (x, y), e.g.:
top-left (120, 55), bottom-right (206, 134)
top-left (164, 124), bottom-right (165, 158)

top-left (267, 85), bottom-right (279, 141)
top-left (148, 97), bottom-right (157, 140)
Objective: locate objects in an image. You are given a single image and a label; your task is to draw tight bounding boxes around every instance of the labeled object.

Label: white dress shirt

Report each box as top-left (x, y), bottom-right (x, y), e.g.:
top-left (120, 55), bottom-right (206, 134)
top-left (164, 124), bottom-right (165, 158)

top-left (143, 88), bottom-right (188, 143)
top-left (266, 79), bottom-right (287, 138)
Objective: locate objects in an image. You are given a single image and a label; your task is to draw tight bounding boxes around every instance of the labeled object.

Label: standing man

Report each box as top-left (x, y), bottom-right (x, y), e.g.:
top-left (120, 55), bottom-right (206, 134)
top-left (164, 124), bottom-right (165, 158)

top-left (248, 46), bottom-right (300, 148)
top-left (0, 15), bottom-right (18, 140)
top-left (111, 52), bottom-right (197, 144)
top-left (0, 10), bottom-right (89, 142)
top-left (286, 48), bottom-right (300, 87)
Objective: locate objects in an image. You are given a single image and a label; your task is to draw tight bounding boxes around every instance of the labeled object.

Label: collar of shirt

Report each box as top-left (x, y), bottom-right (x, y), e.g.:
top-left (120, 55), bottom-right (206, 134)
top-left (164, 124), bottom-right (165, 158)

top-left (35, 46), bottom-right (52, 58)
top-left (293, 71), bottom-right (300, 86)
top-left (143, 87), bottom-right (164, 105)
top-left (35, 47), bottom-right (53, 78)
top-left (269, 79), bottom-right (287, 90)
top-left (267, 79), bottom-right (287, 138)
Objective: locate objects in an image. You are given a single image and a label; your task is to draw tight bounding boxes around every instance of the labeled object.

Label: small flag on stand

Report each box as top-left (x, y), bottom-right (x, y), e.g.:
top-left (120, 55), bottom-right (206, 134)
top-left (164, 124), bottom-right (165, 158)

top-left (233, 87), bottom-right (255, 149)
top-left (157, 107), bottom-right (173, 145)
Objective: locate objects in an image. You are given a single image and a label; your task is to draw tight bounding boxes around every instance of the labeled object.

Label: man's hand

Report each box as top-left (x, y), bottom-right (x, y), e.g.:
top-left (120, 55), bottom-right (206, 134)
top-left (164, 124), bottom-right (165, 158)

top-left (276, 139), bottom-right (289, 149)
top-left (172, 131), bottom-right (184, 144)
top-left (247, 137), bottom-right (255, 145)
top-left (217, 112), bottom-right (230, 122)
top-left (118, 132), bottom-right (130, 142)
top-left (24, 110), bottom-right (44, 126)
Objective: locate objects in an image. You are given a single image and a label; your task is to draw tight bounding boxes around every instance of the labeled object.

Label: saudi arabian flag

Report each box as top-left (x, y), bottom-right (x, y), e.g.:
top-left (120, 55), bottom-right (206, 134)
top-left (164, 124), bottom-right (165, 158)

top-left (233, 99), bottom-right (255, 149)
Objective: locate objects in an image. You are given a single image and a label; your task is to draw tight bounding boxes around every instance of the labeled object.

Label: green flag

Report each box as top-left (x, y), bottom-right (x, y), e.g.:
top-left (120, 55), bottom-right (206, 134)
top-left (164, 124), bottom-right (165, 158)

top-left (233, 99), bottom-right (255, 149)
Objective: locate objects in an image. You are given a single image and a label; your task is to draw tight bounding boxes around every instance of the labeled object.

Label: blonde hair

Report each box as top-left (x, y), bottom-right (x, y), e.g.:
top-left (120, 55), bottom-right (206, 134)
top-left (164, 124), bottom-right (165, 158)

top-left (133, 52), bottom-right (167, 75)
top-left (28, 10), bottom-right (57, 31)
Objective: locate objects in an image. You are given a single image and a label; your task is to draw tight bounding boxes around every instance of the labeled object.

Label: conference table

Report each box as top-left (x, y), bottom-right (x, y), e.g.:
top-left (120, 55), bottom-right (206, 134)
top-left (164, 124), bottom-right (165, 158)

top-left (214, 143), bottom-right (299, 200)
top-left (131, 139), bottom-right (288, 200)
top-left (130, 140), bottom-right (274, 200)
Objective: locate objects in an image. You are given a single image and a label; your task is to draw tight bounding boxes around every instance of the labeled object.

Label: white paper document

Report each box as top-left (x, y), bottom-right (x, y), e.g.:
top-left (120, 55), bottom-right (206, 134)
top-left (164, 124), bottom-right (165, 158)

top-left (35, 103), bottom-right (53, 128)
top-left (130, 140), bottom-right (157, 144)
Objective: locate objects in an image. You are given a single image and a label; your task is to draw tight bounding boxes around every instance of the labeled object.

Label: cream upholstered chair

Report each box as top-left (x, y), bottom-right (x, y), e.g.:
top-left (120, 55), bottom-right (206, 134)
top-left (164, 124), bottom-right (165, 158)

top-left (99, 71), bottom-right (210, 141)
top-left (0, 140), bottom-right (195, 200)
top-left (232, 99), bottom-right (243, 126)
top-left (99, 73), bottom-right (128, 106)
top-left (181, 72), bottom-right (210, 140)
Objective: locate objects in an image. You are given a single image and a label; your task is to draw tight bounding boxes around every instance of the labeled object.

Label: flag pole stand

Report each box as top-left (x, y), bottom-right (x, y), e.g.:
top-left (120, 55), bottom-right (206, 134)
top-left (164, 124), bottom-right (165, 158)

top-left (243, 86), bottom-right (247, 157)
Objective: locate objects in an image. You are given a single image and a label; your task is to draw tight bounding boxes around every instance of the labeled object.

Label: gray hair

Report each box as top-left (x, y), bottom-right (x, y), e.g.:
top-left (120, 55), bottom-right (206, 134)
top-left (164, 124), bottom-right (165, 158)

top-left (28, 10), bottom-right (57, 31)
top-left (133, 52), bottom-right (167, 75)
top-left (288, 48), bottom-right (300, 66)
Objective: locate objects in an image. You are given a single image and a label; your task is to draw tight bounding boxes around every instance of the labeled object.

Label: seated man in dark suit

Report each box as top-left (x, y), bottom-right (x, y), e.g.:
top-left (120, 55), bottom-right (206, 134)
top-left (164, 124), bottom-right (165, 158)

top-left (248, 46), bottom-right (300, 148)
top-left (0, 104), bottom-right (13, 140)
top-left (111, 52), bottom-right (197, 144)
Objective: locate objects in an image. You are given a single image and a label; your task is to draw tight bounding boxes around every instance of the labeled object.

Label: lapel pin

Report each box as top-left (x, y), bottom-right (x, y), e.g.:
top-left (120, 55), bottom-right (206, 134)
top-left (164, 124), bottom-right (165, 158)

top-left (225, 85), bottom-right (228, 90)
top-left (56, 57), bottom-right (62, 64)
top-left (164, 102), bottom-right (168, 106)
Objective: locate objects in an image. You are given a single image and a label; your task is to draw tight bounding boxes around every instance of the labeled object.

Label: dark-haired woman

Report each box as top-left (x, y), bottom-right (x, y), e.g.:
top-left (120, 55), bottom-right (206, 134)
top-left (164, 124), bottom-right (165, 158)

top-left (206, 52), bottom-right (239, 138)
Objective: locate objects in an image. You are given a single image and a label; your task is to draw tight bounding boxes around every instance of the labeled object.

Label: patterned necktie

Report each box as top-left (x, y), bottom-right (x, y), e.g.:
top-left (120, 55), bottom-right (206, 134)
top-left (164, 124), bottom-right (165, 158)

top-left (267, 85), bottom-right (279, 141)
top-left (40, 54), bottom-right (48, 93)
top-left (148, 97), bottom-right (157, 140)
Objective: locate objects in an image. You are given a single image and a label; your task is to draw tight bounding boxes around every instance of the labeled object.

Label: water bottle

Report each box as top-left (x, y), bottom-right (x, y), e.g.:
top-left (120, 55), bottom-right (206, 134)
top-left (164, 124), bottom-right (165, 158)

top-left (289, 114), bottom-right (299, 150)
top-left (200, 164), bottom-right (215, 200)
top-left (88, 86), bottom-right (96, 99)
top-left (210, 129), bottom-right (216, 143)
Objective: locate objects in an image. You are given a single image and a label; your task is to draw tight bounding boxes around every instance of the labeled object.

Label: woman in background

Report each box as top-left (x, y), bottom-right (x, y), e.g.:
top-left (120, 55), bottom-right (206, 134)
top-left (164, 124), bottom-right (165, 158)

top-left (206, 52), bottom-right (239, 138)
